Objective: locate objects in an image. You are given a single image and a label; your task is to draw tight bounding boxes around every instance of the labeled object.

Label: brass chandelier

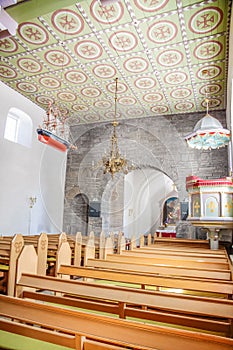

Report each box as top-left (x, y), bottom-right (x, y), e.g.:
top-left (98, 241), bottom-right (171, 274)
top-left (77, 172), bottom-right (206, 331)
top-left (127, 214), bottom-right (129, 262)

top-left (100, 78), bottom-right (133, 178)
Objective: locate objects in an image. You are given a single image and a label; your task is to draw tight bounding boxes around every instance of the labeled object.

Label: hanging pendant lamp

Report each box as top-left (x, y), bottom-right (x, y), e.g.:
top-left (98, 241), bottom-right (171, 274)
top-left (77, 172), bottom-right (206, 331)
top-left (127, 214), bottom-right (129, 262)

top-left (185, 98), bottom-right (231, 150)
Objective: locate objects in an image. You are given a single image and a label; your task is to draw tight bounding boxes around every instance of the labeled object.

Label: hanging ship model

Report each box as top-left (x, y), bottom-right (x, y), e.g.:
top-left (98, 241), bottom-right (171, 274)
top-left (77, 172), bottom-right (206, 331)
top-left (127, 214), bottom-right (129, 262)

top-left (37, 102), bottom-right (76, 152)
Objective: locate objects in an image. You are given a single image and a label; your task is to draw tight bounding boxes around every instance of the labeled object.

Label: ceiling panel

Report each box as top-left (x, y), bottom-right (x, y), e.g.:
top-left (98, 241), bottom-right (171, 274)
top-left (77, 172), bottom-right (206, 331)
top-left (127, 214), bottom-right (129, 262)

top-left (0, 0), bottom-right (231, 125)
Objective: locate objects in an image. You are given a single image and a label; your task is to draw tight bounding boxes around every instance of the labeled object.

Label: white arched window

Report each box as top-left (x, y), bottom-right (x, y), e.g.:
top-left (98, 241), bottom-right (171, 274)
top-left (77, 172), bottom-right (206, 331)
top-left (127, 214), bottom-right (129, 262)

top-left (4, 107), bottom-right (32, 148)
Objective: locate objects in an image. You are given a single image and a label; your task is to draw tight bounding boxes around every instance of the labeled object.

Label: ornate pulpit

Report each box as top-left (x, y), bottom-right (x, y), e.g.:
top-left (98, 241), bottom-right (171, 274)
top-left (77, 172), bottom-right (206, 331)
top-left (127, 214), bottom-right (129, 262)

top-left (186, 176), bottom-right (233, 249)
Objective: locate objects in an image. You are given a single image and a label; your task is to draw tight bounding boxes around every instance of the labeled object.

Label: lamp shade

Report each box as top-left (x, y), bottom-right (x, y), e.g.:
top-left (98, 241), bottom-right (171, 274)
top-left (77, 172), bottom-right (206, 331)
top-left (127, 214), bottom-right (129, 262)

top-left (185, 113), bottom-right (231, 150)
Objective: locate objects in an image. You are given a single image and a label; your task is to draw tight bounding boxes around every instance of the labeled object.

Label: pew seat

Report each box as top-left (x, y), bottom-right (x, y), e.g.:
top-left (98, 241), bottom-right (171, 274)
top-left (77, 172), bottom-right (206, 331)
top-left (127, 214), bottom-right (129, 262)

top-left (1, 294), bottom-right (233, 350)
top-left (16, 273), bottom-right (233, 337)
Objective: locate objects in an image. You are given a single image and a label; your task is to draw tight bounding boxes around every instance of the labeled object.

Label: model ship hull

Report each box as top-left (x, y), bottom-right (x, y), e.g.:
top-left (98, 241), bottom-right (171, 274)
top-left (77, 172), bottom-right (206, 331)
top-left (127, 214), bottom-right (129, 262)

top-left (37, 128), bottom-right (71, 152)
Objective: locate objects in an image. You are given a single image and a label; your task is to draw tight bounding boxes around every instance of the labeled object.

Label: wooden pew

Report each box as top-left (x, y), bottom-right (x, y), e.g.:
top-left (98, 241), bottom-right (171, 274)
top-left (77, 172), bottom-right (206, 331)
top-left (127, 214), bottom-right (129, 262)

top-left (0, 236), bottom-right (38, 296)
top-left (87, 258), bottom-right (232, 280)
top-left (136, 245), bottom-right (228, 258)
top-left (1, 294), bottom-right (233, 350)
top-left (67, 232), bottom-right (100, 266)
top-left (46, 232), bottom-right (69, 276)
top-left (23, 232), bottom-right (48, 275)
top-left (130, 244), bottom-right (233, 283)
top-left (151, 237), bottom-right (215, 248)
top-left (103, 251), bottom-right (229, 271)
top-left (1, 235), bottom-right (71, 295)
top-left (139, 233), bottom-right (152, 247)
top-left (58, 265), bottom-right (233, 299)
top-left (16, 273), bottom-right (233, 337)
top-left (83, 232), bottom-right (96, 266)
top-left (0, 234), bottom-right (24, 295)
top-left (0, 326), bottom-right (154, 350)
top-left (67, 231), bottom-right (83, 266)
top-left (67, 232), bottom-right (115, 267)
top-left (23, 232), bottom-right (71, 277)
top-left (121, 248), bottom-right (228, 267)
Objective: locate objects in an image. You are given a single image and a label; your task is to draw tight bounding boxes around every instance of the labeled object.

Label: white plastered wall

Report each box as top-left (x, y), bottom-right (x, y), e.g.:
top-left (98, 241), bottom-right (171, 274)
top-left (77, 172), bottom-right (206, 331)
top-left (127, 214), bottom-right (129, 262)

top-left (0, 81), bottom-right (67, 235)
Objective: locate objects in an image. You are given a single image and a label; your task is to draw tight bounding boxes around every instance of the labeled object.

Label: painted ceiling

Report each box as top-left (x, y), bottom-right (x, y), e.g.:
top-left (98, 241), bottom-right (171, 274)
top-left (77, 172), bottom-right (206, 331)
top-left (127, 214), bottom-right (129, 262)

top-left (0, 0), bottom-right (232, 126)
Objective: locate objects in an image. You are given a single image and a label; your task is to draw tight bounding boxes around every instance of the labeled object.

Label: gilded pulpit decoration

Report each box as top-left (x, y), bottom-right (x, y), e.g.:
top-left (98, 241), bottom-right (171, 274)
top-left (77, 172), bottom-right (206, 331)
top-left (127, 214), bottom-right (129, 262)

top-left (192, 195), bottom-right (201, 217)
top-left (186, 176), bottom-right (233, 250)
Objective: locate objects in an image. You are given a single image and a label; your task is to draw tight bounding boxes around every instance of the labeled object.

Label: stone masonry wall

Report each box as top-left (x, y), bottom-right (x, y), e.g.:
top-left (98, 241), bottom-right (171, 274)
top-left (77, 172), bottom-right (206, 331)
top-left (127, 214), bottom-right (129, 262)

top-left (63, 110), bottom-right (229, 235)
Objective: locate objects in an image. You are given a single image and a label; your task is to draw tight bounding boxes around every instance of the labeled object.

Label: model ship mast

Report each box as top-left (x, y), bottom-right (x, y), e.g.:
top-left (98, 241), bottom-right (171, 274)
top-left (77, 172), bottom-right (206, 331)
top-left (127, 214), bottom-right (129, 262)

top-left (37, 102), bottom-right (76, 152)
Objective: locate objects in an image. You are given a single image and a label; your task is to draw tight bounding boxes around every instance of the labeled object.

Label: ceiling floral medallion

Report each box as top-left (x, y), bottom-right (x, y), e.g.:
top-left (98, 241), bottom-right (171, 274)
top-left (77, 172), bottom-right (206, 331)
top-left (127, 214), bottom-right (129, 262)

top-left (92, 64), bottom-right (116, 79)
top-left (57, 91), bottom-right (76, 102)
top-left (201, 98), bottom-right (221, 109)
top-left (90, 0), bottom-right (124, 24)
top-left (151, 105), bottom-right (168, 114)
top-left (0, 64), bottom-right (17, 79)
top-left (75, 40), bottom-right (103, 60)
top-left (44, 50), bottom-right (71, 67)
top-left (199, 83), bottom-right (221, 95)
top-left (134, 77), bottom-right (156, 89)
top-left (109, 31), bottom-right (138, 52)
top-left (104, 111), bottom-right (122, 120)
top-left (194, 40), bottom-right (223, 60)
top-left (81, 86), bottom-right (102, 98)
top-left (126, 108), bottom-right (144, 117)
top-left (107, 81), bottom-right (127, 94)
top-left (16, 82), bottom-right (38, 93)
top-left (135, 0), bottom-right (169, 12)
top-left (105, 110), bottom-right (121, 119)
top-left (0, 37), bottom-right (18, 53)
top-left (148, 20), bottom-right (178, 44)
top-left (143, 92), bottom-right (163, 103)
top-left (51, 9), bottom-right (84, 35)
top-left (64, 70), bottom-right (87, 84)
top-left (189, 7), bottom-right (223, 34)
top-left (175, 102), bottom-right (194, 111)
top-left (39, 76), bottom-right (61, 89)
top-left (157, 49), bottom-right (183, 67)
top-left (18, 22), bottom-right (49, 45)
top-left (36, 95), bottom-right (54, 105)
top-left (17, 57), bottom-right (42, 73)
top-left (197, 65), bottom-right (221, 80)
top-left (72, 104), bottom-right (89, 112)
top-left (164, 71), bottom-right (187, 85)
top-left (118, 96), bottom-right (137, 105)
top-left (123, 57), bottom-right (149, 73)
top-left (94, 100), bottom-right (112, 109)
top-left (83, 114), bottom-right (100, 123)
top-left (170, 88), bottom-right (191, 99)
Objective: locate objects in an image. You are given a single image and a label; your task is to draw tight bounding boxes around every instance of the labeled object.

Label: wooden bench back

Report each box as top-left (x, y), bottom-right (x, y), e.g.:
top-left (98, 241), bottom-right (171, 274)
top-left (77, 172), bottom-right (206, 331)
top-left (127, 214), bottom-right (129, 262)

top-left (23, 232), bottom-right (48, 275)
top-left (1, 294), bottom-right (233, 350)
top-left (130, 246), bottom-right (228, 259)
top-left (3, 234), bottom-right (24, 296)
top-left (58, 265), bottom-right (233, 298)
top-left (87, 258), bottom-right (232, 280)
top-left (107, 253), bottom-right (229, 270)
top-left (17, 273), bottom-right (233, 320)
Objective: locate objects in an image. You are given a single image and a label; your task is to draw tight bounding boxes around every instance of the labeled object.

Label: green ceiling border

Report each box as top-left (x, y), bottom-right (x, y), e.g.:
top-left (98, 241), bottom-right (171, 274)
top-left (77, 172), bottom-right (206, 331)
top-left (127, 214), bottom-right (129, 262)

top-left (6, 0), bottom-right (80, 22)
